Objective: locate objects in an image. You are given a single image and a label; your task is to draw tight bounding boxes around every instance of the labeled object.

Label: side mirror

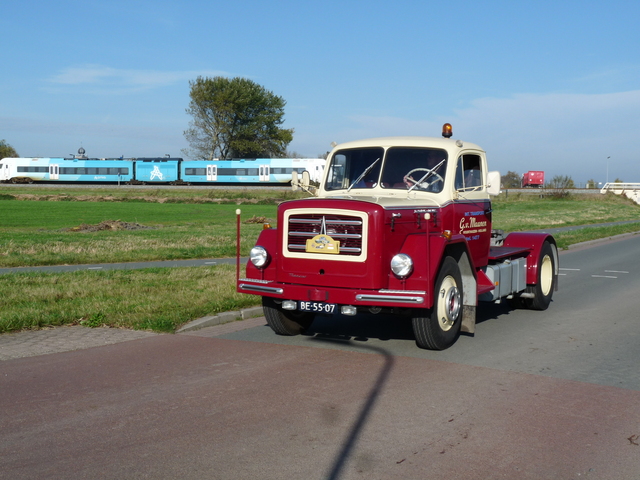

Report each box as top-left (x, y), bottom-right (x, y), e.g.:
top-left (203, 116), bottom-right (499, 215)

top-left (487, 171), bottom-right (501, 196)
top-left (291, 170), bottom-right (311, 192)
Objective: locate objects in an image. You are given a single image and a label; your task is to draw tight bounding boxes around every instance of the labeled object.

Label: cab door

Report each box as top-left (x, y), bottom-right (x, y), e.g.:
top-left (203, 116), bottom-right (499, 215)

top-left (452, 153), bottom-right (491, 268)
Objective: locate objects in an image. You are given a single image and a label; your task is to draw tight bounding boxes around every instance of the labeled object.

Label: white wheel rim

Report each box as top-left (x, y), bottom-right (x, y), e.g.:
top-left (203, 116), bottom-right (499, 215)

top-left (540, 255), bottom-right (553, 296)
top-left (437, 276), bottom-right (461, 331)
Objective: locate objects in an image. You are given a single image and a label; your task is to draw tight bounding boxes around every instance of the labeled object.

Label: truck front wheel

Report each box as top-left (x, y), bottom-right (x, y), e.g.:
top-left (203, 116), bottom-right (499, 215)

top-left (412, 257), bottom-right (463, 350)
top-left (262, 297), bottom-right (315, 336)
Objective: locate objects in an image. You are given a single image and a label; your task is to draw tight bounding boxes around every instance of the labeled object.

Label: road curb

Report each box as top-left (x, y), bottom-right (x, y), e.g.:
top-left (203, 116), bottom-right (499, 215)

top-left (564, 230), bottom-right (640, 250)
top-left (176, 306), bottom-right (264, 333)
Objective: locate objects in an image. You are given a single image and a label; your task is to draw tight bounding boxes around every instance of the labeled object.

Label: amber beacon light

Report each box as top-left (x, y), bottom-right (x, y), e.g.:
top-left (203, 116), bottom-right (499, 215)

top-left (442, 123), bottom-right (453, 138)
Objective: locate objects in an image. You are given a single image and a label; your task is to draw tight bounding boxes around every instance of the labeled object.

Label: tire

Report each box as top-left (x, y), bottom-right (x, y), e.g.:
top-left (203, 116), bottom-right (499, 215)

top-left (262, 297), bottom-right (315, 336)
top-left (412, 257), bottom-right (463, 350)
top-left (524, 241), bottom-right (556, 310)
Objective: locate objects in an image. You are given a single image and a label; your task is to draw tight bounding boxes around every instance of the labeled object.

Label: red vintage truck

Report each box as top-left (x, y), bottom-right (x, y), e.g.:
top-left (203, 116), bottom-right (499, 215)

top-left (237, 124), bottom-right (558, 350)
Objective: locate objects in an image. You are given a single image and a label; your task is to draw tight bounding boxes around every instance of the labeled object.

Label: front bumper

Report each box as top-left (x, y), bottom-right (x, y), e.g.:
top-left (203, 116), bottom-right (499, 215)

top-left (238, 278), bottom-right (427, 308)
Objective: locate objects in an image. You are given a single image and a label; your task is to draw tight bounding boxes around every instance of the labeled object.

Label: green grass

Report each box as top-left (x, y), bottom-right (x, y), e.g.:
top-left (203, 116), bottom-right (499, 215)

top-left (492, 192), bottom-right (640, 231)
top-left (551, 223), bottom-right (640, 250)
top-left (0, 201), bottom-right (274, 267)
top-left (0, 265), bottom-right (258, 333)
top-left (0, 185), bottom-right (305, 204)
top-left (1, 188), bottom-right (639, 334)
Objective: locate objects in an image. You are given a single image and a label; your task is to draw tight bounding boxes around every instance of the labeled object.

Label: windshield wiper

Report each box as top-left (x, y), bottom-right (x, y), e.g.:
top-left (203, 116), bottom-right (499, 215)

top-left (347, 157), bottom-right (380, 192)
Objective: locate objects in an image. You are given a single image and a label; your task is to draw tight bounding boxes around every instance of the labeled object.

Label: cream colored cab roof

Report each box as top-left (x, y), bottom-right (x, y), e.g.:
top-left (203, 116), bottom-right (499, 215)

top-left (331, 135), bottom-right (483, 152)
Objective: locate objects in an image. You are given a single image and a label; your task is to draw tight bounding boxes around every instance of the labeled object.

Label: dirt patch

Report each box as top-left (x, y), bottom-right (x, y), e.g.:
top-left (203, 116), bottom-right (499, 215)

top-left (243, 215), bottom-right (271, 224)
top-left (67, 220), bottom-right (155, 232)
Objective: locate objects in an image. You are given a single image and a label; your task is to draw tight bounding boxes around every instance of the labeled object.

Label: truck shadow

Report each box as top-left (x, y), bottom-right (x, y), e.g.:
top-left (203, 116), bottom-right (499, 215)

top-left (305, 313), bottom-right (415, 342)
top-left (309, 337), bottom-right (394, 480)
top-left (304, 302), bottom-right (517, 343)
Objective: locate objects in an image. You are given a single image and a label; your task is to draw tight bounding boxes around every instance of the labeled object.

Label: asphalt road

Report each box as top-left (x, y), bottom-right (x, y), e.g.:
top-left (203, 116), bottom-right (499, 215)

top-left (2, 236), bottom-right (640, 479)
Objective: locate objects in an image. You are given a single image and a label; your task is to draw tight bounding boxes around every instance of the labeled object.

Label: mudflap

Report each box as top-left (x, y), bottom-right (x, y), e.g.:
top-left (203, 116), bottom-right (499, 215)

top-left (461, 305), bottom-right (476, 334)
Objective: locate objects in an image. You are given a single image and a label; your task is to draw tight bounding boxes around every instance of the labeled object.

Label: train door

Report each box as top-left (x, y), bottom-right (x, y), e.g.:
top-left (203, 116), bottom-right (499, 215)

top-left (207, 165), bottom-right (218, 182)
top-left (49, 164), bottom-right (59, 180)
top-left (0, 162), bottom-right (8, 181)
top-left (260, 164), bottom-right (270, 182)
top-left (206, 165), bottom-right (217, 182)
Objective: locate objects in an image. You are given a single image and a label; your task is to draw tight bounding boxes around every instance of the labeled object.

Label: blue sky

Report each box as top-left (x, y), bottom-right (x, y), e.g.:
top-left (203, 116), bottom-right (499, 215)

top-left (2, 0), bottom-right (639, 185)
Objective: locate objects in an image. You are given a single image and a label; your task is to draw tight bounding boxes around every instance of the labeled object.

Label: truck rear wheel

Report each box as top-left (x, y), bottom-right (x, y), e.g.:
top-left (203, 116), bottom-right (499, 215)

top-left (412, 257), bottom-right (463, 350)
top-left (524, 241), bottom-right (556, 310)
top-left (262, 297), bottom-right (315, 336)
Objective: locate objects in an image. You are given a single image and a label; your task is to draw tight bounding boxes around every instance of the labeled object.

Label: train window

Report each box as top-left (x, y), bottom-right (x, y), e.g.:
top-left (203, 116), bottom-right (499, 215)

top-left (185, 168), bottom-right (206, 176)
top-left (274, 168), bottom-right (291, 174)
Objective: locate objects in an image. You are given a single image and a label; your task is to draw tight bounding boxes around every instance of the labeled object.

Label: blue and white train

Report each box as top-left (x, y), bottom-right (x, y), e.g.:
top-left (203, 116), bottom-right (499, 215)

top-left (0, 157), bottom-right (326, 185)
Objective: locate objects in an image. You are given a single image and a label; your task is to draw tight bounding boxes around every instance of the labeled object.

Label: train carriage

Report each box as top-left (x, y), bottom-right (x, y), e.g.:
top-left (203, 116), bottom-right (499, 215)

top-left (0, 157), bottom-right (134, 183)
top-left (0, 156), bottom-right (325, 185)
top-left (180, 158), bottom-right (325, 184)
top-left (180, 159), bottom-right (284, 184)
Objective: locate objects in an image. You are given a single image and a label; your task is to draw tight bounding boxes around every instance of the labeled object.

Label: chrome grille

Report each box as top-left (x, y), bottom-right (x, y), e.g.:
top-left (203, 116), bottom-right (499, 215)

top-left (287, 214), bottom-right (363, 256)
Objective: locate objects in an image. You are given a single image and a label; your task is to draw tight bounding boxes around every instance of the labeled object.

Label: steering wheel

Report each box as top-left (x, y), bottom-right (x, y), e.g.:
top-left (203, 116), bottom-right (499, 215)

top-left (403, 167), bottom-right (444, 191)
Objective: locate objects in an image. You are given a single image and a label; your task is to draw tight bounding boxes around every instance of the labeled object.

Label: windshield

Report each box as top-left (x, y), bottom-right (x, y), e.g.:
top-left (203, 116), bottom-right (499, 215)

top-left (325, 146), bottom-right (448, 193)
top-left (325, 147), bottom-right (384, 191)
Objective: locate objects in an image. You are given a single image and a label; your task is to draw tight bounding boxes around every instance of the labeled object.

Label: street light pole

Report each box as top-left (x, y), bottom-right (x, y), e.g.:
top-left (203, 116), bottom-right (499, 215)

top-left (606, 156), bottom-right (611, 184)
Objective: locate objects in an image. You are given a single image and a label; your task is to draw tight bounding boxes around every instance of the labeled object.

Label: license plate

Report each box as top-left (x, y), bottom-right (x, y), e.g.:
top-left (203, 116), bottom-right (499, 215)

top-left (299, 301), bottom-right (336, 314)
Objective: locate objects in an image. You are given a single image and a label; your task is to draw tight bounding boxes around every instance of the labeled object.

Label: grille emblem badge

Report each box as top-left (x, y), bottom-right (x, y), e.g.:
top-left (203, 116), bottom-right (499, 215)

top-left (305, 216), bottom-right (340, 254)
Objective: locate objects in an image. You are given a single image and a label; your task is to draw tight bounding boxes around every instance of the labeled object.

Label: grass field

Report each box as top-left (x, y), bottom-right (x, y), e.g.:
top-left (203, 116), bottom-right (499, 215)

top-left (1, 186), bottom-right (639, 333)
top-left (0, 200), bottom-right (276, 267)
top-left (0, 265), bottom-right (257, 333)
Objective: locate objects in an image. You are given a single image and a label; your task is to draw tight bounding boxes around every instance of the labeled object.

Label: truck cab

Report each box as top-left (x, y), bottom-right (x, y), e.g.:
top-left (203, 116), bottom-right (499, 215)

top-left (238, 125), bottom-right (558, 350)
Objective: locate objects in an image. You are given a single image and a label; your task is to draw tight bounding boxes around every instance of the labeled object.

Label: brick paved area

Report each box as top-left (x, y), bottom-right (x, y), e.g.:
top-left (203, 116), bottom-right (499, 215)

top-left (0, 326), bottom-right (160, 361)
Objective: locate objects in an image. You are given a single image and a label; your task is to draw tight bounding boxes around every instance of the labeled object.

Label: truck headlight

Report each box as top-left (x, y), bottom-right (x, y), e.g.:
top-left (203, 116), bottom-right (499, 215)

top-left (391, 254), bottom-right (413, 278)
top-left (250, 246), bottom-right (269, 268)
